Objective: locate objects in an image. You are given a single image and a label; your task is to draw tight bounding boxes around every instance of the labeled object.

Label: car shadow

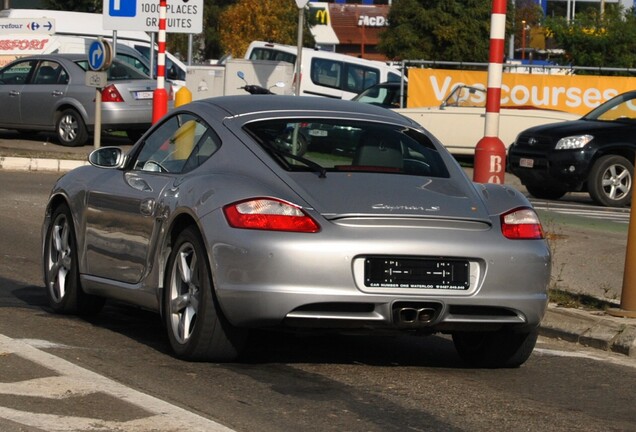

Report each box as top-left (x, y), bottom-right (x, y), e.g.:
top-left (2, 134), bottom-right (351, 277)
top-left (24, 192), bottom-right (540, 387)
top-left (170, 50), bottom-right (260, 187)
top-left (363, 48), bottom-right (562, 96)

top-left (8, 281), bottom-right (466, 368)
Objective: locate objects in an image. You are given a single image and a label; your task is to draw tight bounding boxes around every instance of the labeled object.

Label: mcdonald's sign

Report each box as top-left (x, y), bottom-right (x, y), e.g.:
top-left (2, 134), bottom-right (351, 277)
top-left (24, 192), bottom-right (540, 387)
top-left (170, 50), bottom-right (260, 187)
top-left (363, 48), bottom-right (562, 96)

top-left (312, 8), bottom-right (329, 25)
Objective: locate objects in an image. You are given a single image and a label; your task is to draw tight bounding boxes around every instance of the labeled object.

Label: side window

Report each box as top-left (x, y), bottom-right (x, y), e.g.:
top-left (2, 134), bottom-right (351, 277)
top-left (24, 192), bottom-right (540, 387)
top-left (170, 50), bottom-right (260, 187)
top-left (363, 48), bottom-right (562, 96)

top-left (33, 61), bottom-right (64, 85)
top-left (0, 60), bottom-right (36, 85)
top-left (249, 48), bottom-right (295, 64)
top-left (345, 64), bottom-right (379, 94)
top-left (311, 59), bottom-right (341, 89)
top-left (133, 113), bottom-right (220, 173)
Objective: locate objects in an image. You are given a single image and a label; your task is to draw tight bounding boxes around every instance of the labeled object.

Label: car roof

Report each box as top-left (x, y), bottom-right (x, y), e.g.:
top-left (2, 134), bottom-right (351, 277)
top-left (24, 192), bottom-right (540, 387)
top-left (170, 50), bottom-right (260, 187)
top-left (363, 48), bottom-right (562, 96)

top-left (190, 95), bottom-right (415, 123)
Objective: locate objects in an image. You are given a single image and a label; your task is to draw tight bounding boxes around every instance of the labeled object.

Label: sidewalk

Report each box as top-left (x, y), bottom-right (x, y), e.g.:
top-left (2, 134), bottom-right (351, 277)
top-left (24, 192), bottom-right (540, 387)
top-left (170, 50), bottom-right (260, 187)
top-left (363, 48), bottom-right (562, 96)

top-left (1, 132), bottom-right (635, 358)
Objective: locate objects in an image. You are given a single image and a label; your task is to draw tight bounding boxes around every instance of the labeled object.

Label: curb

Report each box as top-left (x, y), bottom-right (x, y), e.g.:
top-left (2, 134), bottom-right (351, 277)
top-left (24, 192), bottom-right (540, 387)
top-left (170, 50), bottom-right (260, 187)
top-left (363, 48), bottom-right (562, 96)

top-left (0, 156), bottom-right (88, 172)
top-left (541, 304), bottom-right (636, 358)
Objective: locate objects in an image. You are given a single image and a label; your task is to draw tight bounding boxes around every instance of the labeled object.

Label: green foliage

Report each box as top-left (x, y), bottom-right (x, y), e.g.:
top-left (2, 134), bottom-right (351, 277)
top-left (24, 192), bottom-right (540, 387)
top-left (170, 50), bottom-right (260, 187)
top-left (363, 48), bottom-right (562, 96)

top-left (42, 0), bottom-right (100, 12)
top-left (219, 0), bottom-right (314, 59)
top-left (545, 6), bottom-right (636, 70)
top-left (378, 0), bottom-right (493, 61)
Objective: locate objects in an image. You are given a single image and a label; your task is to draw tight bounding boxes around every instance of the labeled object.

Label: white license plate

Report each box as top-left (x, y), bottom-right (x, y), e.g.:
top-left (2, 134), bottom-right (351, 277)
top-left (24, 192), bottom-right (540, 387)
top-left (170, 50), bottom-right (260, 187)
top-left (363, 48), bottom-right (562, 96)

top-left (519, 158), bottom-right (534, 168)
top-left (308, 129), bottom-right (328, 137)
top-left (134, 91), bottom-right (153, 100)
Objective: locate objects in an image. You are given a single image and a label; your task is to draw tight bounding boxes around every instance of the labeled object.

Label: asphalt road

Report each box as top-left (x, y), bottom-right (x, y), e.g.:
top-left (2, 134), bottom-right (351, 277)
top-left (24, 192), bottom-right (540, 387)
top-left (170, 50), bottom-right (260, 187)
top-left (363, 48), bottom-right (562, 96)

top-left (0, 170), bottom-right (635, 431)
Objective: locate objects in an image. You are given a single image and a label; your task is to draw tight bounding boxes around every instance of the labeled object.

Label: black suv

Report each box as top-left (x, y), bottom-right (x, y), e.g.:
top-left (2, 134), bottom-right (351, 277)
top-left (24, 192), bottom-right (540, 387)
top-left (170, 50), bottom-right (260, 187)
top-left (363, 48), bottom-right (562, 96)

top-left (508, 91), bottom-right (636, 207)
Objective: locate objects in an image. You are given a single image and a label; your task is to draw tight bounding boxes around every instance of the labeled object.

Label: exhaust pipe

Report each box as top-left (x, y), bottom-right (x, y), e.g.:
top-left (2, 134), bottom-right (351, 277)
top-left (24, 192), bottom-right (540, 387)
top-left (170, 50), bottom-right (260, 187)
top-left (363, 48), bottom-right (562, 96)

top-left (393, 303), bottom-right (440, 327)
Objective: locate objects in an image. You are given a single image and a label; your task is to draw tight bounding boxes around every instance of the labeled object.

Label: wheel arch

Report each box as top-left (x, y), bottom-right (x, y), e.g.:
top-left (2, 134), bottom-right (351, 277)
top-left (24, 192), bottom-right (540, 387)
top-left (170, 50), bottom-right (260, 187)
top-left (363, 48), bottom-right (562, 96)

top-left (157, 212), bottom-right (204, 318)
top-left (54, 102), bottom-right (91, 129)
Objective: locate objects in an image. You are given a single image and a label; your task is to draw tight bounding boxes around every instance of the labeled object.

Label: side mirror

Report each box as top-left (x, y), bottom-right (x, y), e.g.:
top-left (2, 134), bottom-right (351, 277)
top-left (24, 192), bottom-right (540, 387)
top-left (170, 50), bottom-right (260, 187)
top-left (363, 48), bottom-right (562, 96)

top-left (89, 147), bottom-right (126, 168)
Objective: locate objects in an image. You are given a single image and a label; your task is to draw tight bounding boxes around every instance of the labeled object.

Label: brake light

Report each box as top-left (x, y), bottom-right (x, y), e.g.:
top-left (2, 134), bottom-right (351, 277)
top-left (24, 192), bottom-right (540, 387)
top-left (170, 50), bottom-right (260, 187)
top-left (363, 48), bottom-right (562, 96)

top-left (500, 208), bottom-right (544, 239)
top-left (101, 84), bottom-right (124, 102)
top-left (223, 198), bottom-right (320, 233)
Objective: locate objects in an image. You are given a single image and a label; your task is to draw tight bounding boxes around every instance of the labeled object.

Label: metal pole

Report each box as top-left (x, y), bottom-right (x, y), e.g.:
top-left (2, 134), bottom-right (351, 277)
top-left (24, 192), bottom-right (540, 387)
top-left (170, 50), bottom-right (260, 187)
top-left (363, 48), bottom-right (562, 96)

top-left (608, 160), bottom-right (636, 318)
top-left (294, 7), bottom-right (304, 96)
top-left (152, 0), bottom-right (168, 123)
top-left (188, 34), bottom-right (193, 66)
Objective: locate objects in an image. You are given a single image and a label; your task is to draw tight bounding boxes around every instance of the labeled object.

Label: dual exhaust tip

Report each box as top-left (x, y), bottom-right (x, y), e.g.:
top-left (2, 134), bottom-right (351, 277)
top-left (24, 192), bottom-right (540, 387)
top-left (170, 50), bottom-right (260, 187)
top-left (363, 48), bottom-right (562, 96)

top-left (393, 303), bottom-right (440, 327)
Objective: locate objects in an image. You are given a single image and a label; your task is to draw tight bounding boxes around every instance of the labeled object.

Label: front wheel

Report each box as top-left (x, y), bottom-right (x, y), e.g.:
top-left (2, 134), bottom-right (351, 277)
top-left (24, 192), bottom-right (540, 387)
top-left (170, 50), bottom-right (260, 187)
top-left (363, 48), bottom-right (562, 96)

top-left (452, 327), bottom-right (538, 368)
top-left (43, 204), bottom-right (104, 315)
top-left (588, 155), bottom-right (633, 207)
top-left (56, 109), bottom-right (88, 147)
top-left (164, 227), bottom-right (246, 361)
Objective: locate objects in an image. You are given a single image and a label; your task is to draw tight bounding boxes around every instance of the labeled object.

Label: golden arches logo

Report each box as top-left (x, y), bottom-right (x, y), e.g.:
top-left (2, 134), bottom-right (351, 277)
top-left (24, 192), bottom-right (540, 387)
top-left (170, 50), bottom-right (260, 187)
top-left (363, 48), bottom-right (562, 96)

top-left (315, 9), bottom-right (329, 25)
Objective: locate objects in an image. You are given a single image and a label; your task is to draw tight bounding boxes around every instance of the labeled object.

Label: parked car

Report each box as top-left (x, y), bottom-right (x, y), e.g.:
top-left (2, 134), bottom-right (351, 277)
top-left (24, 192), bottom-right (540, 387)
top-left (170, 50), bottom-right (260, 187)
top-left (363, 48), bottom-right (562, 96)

top-left (42, 95), bottom-right (550, 368)
top-left (0, 53), bottom-right (173, 146)
top-left (508, 90), bottom-right (636, 207)
top-left (353, 82), bottom-right (579, 156)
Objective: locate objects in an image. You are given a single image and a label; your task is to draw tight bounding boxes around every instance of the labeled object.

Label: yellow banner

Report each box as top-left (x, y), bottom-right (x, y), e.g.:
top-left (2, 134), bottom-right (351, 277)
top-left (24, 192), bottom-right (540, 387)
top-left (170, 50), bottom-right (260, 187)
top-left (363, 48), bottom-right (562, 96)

top-left (407, 68), bottom-right (636, 116)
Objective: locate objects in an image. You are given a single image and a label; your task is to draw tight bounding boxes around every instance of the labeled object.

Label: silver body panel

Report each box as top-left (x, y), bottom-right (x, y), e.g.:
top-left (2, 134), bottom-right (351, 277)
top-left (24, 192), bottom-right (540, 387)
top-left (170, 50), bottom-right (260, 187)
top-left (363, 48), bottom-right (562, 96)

top-left (43, 96), bottom-right (550, 335)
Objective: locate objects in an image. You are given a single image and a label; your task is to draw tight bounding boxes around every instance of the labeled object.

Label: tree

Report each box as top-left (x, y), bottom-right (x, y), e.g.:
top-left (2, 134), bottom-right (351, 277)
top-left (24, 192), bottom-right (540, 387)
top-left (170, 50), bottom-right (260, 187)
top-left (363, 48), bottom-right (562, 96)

top-left (545, 6), bottom-right (636, 70)
top-left (378, 0), bottom-right (494, 61)
top-left (219, 0), bottom-right (314, 59)
top-left (42, 0), bottom-right (100, 12)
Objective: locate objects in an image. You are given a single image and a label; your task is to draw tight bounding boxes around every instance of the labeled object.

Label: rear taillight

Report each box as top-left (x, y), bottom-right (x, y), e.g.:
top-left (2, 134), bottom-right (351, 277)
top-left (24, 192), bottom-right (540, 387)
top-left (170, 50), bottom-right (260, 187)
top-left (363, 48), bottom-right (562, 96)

top-left (500, 207), bottom-right (544, 239)
top-left (223, 198), bottom-right (320, 233)
top-left (101, 84), bottom-right (124, 102)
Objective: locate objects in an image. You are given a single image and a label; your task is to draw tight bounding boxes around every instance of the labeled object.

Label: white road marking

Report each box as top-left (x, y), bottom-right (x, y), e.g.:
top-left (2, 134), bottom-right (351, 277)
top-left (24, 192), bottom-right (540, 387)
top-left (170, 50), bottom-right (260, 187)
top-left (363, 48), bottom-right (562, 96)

top-left (0, 334), bottom-right (235, 432)
top-left (534, 347), bottom-right (636, 369)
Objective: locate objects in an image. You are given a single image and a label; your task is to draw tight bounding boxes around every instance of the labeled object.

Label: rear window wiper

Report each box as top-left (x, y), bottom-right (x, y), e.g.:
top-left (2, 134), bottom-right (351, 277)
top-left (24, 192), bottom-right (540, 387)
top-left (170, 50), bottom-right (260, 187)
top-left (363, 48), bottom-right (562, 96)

top-left (264, 144), bottom-right (327, 178)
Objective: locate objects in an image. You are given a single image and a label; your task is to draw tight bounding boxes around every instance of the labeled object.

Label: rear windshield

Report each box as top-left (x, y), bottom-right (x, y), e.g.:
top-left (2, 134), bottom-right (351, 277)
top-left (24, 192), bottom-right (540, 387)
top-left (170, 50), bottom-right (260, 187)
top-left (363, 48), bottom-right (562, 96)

top-left (75, 60), bottom-right (150, 80)
top-left (243, 119), bottom-right (449, 178)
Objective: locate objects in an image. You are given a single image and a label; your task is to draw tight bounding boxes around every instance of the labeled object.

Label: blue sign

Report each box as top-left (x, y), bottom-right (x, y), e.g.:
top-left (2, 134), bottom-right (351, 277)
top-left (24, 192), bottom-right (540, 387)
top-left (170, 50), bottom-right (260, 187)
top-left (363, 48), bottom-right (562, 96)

top-left (88, 40), bottom-right (108, 71)
top-left (109, 0), bottom-right (136, 17)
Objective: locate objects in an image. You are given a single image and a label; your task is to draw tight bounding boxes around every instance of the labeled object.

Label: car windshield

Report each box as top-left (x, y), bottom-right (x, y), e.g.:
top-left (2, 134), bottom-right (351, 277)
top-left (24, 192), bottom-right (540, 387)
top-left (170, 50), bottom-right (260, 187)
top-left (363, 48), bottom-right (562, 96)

top-left (441, 85), bottom-right (486, 108)
top-left (353, 84), bottom-right (403, 108)
top-left (243, 119), bottom-right (450, 178)
top-left (584, 92), bottom-right (636, 122)
top-left (75, 59), bottom-right (150, 81)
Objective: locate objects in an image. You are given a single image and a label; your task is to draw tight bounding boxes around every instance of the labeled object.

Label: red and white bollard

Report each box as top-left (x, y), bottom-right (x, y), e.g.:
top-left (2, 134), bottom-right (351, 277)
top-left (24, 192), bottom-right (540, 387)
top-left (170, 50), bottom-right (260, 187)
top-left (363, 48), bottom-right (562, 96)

top-left (152, 0), bottom-right (168, 124)
top-left (473, 0), bottom-right (507, 184)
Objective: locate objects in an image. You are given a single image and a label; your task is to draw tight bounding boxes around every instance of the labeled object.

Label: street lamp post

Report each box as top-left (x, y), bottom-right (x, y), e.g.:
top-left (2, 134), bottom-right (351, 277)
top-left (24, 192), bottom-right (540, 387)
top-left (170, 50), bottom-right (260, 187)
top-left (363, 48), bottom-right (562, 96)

top-left (294, 0), bottom-right (309, 96)
top-left (521, 20), bottom-right (526, 60)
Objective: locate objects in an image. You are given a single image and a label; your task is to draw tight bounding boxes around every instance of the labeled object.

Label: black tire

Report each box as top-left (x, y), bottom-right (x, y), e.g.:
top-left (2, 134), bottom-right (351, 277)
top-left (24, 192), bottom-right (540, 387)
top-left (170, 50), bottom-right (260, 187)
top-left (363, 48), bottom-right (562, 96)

top-left (588, 155), bottom-right (633, 207)
top-left (524, 183), bottom-right (567, 200)
top-left (164, 226), bottom-right (247, 361)
top-left (56, 109), bottom-right (88, 147)
top-left (43, 204), bottom-right (105, 315)
top-left (452, 327), bottom-right (538, 368)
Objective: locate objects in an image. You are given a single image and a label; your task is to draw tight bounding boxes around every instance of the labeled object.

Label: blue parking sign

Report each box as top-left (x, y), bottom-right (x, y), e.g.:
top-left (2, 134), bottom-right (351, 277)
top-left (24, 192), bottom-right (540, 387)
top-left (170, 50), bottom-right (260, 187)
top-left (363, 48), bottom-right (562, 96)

top-left (109, 0), bottom-right (136, 17)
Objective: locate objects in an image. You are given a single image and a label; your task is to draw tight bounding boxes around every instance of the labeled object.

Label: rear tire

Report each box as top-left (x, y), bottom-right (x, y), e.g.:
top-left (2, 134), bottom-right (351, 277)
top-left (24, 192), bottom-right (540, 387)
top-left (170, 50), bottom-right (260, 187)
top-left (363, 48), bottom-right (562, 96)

top-left (588, 155), bottom-right (633, 207)
top-left (524, 183), bottom-right (567, 200)
top-left (56, 109), bottom-right (88, 147)
top-left (452, 327), bottom-right (538, 368)
top-left (43, 204), bottom-right (104, 315)
top-left (164, 226), bottom-right (247, 361)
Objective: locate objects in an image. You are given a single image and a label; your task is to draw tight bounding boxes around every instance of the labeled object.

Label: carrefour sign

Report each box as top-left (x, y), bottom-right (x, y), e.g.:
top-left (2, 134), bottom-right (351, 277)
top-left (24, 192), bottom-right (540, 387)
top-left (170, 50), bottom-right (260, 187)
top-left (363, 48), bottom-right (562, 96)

top-left (103, 0), bottom-right (203, 34)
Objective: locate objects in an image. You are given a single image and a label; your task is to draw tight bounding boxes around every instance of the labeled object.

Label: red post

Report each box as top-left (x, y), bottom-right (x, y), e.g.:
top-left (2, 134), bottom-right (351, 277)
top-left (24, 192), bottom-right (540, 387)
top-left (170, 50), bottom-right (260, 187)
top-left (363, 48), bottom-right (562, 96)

top-left (473, 0), bottom-right (507, 184)
top-left (152, 0), bottom-right (168, 124)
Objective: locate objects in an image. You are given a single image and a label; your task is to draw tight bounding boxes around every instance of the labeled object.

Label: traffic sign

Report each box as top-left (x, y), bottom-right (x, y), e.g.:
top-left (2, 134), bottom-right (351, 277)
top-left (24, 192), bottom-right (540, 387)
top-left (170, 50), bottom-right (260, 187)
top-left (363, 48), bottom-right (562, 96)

top-left (103, 0), bottom-right (204, 34)
top-left (88, 40), bottom-right (113, 72)
top-left (85, 71), bottom-right (108, 88)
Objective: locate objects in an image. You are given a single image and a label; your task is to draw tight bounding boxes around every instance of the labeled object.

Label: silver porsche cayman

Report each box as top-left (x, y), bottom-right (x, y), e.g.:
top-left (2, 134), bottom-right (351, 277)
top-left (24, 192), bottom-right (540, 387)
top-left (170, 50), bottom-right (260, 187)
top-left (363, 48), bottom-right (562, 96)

top-left (42, 95), bottom-right (550, 367)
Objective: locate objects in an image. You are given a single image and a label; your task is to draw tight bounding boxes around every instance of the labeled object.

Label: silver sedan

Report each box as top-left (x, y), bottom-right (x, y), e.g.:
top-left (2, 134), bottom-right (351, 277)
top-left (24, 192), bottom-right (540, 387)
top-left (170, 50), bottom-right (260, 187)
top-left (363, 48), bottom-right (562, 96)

top-left (0, 53), bottom-right (172, 146)
top-left (42, 95), bottom-right (550, 367)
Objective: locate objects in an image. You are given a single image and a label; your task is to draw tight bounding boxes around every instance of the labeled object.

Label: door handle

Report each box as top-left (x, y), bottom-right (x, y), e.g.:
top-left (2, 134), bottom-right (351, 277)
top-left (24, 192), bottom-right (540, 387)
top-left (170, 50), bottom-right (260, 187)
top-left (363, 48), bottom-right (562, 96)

top-left (9, 90), bottom-right (20, 97)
